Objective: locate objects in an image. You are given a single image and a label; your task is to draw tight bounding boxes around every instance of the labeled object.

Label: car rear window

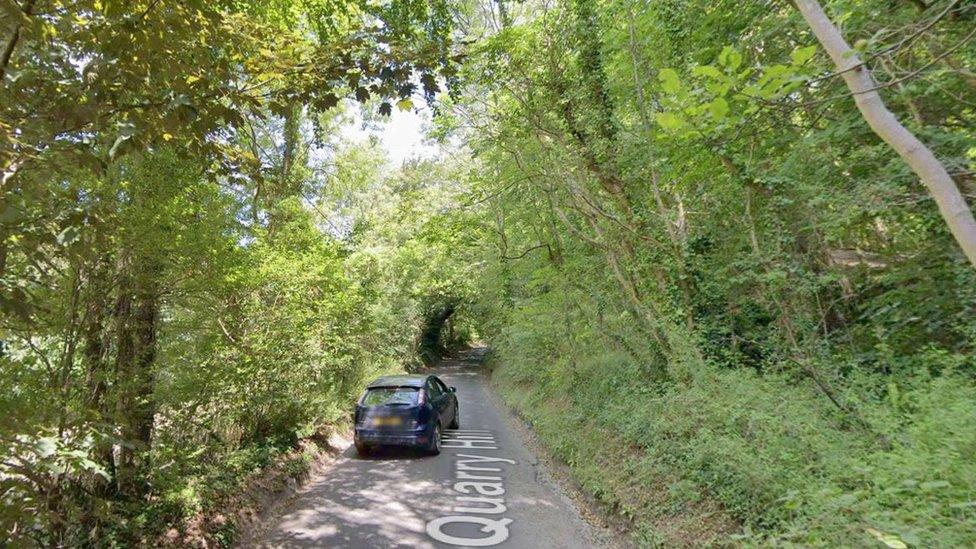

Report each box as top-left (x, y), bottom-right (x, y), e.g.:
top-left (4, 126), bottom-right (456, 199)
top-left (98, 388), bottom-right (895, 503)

top-left (361, 386), bottom-right (419, 406)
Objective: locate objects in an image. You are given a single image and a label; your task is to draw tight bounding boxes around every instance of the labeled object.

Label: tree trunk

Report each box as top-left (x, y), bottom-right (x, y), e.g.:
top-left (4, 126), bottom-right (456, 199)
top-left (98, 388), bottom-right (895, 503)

top-left (794, 0), bottom-right (976, 267)
top-left (0, 0), bottom-right (37, 84)
top-left (420, 303), bottom-right (456, 363)
top-left (113, 257), bottom-right (158, 497)
top-left (83, 262), bottom-right (115, 493)
top-left (495, 0), bottom-right (510, 29)
top-left (280, 102), bottom-right (301, 196)
top-left (267, 102), bottom-right (302, 233)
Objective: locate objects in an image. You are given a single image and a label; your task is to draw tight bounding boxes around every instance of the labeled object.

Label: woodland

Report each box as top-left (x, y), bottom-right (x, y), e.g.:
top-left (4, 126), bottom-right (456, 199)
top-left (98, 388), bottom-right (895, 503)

top-left (1, 0), bottom-right (975, 546)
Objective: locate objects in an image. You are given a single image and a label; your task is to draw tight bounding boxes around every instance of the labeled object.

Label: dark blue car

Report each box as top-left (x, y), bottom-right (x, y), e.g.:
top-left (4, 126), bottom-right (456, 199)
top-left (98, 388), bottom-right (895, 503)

top-left (353, 374), bottom-right (459, 456)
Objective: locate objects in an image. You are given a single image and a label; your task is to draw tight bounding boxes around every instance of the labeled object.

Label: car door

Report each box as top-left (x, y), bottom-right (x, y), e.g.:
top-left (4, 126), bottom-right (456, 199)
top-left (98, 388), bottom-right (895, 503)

top-left (433, 377), bottom-right (456, 424)
top-left (426, 378), bottom-right (446, 423)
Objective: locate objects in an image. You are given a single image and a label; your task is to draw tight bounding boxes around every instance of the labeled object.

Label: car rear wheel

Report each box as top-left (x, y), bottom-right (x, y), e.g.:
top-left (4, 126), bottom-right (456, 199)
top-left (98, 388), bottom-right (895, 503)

top-left (448, 407), bottom-right (459, 429)
top-left (355, 441), bottom-right (371, 457)
top-left (428, 423), bottom-right (442, 455)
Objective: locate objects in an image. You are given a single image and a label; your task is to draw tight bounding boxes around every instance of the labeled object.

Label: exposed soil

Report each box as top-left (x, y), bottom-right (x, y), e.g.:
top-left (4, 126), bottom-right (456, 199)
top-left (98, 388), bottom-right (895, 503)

top-left (230, 432), bottom-right (351, 548)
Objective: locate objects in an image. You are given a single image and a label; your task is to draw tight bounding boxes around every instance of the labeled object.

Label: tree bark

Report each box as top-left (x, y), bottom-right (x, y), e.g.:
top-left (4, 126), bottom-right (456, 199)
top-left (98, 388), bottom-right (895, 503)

top-left (280, 102), bottom-right (301, 196)
top-left (267, 102), bottom-right (302, 233)
top-left (420, 302), bottom-right (457, 362)
top-left (0, 0), bottom-right (37, 84)
top-left (113, 256), bottom-right (158, 497)
top-left (495, 0), bottom-right (510, 29)
top-left (794, 0), bottom-right (976, 267)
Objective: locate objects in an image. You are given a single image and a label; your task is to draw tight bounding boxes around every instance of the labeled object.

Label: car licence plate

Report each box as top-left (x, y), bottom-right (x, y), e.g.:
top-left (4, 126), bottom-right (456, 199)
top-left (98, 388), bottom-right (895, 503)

top-left (371, 416), bottom-right (402, 427)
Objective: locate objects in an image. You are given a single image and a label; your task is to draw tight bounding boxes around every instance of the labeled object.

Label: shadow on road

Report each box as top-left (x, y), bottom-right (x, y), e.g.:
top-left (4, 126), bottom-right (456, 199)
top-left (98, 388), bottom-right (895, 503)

top-left (256, 346), bottom-right (598, 549)
top-left (347, 445), bottom-right (435, 461)
top-left (257, 442), bottom-right (442, 548)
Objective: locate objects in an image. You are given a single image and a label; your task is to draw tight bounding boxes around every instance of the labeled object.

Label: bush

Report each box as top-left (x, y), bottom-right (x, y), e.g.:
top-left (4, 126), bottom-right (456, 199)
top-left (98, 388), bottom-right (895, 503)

top-left (491, 327), bottom-right (976, 546)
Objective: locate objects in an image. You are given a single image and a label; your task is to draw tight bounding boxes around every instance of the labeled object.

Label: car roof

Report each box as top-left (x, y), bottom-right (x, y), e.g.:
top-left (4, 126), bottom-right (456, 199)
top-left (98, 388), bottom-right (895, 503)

top-left (366, 374), bottom-right (430, 389)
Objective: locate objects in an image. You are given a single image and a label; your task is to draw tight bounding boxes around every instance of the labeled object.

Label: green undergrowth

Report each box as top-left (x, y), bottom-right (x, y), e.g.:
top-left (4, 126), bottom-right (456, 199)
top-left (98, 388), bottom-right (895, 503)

top-left (489, 347), bottom-right (976, 547)
top-left (492, 365), bottom-right (737, 547)
top-left (105, 436), bottom-right (325, 547)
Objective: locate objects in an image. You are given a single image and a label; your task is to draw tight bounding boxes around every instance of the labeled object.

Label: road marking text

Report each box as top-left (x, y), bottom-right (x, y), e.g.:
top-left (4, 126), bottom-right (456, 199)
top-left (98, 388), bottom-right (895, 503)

top-left (426, 430), bottom-right (515, 547)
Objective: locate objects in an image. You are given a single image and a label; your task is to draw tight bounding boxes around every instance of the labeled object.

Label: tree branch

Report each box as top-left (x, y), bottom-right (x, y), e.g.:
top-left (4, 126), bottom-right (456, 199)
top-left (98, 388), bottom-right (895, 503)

top-left (0, 0), bottom-right (36, 84)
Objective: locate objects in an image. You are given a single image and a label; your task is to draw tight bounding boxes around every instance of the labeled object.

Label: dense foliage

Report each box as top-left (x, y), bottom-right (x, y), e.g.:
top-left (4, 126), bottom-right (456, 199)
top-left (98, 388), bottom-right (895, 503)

top-left (0, 0), bottom-right (468, 545)
top-left (3, 0), bottom-right (976, 546)
top-left (442, 0), bottom-right (976, 546)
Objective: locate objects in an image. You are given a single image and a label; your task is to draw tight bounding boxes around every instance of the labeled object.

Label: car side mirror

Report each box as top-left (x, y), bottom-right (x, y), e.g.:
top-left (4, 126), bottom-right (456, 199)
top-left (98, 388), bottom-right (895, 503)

top-left (449, 386), bottom-right (456, 393)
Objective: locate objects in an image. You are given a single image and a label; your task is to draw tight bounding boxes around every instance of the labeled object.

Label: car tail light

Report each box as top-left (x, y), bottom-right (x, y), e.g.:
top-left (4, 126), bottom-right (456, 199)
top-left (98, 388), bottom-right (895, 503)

top-left (417, 389), bottom-right (427, 406)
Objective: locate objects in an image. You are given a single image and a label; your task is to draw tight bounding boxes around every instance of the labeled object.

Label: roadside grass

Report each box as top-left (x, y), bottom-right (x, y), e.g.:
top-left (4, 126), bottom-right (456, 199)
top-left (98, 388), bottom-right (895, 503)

top-left (491, 358), bottom-right (739, 547)
top-left (489, 345), bottom-right (976, 547)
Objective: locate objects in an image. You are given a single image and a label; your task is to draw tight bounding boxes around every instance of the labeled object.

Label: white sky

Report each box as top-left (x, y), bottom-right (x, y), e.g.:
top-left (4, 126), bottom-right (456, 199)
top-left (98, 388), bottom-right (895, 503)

top-left (340, 107), bottom-right (441, 165)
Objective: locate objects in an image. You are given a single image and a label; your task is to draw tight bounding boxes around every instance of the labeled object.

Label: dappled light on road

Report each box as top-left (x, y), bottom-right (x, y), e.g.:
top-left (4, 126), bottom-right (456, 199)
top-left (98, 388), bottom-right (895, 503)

top-left (260, 445), bottom-right (441, 548)
top-left (255, 351), bottom-right (598, 548)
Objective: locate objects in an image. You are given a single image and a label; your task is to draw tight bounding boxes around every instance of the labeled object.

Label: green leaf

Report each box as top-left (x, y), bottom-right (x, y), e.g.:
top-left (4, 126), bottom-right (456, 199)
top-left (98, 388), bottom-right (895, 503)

top-left (658, 68), bottom-right (682, 94)
top-left (761, 64), bottom-right (791, 81)
top-left (708, 97), bottom-right (729, 120)
top-left (396, 98), bottom-right (413, 112)
top-left (56, 226), bottom-right (81, 246)
top-left (790, 45), bottom-right (818, 66)
top-left (654, 112), bottom-right (686, 131)
top-left (719, 46), bottom-right (742, 70)
top-left (698, 67), bottom-right (732, 95)
top-left (692, 65), bottom-right (723, 79)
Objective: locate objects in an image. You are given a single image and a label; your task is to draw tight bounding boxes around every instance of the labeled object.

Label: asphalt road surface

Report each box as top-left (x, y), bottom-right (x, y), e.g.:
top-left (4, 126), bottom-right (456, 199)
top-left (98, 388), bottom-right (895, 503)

top-left (254, 349), bottom-right (602, 548)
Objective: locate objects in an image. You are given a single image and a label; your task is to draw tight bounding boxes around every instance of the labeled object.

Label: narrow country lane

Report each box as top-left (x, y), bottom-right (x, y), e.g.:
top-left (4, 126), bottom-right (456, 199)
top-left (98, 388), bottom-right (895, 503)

top-left (252, 349), bottom-right (602, 548)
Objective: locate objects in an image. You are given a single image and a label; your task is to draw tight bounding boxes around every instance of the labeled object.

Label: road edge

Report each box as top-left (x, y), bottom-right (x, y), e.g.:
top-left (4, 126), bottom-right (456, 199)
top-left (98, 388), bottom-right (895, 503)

top-left (233, 431), bottom-right (352, 548)
top-left (480, 370), bottom-right (637, 549)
